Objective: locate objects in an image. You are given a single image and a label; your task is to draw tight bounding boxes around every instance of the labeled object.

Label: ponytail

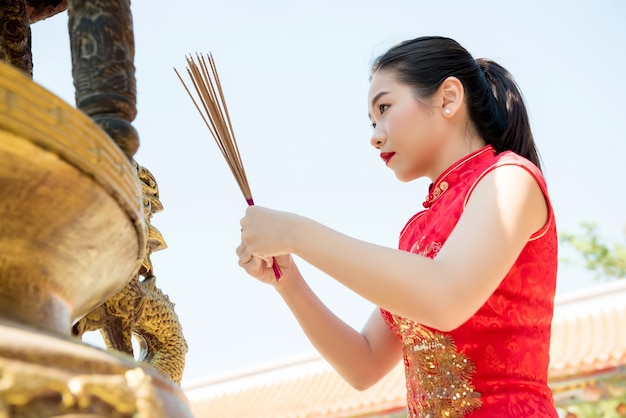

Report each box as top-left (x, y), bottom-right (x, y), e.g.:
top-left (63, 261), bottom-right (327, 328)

top-left (371, 36), bottom-right (542, 171)
top-left (475, 59), bottom-right (541, 170)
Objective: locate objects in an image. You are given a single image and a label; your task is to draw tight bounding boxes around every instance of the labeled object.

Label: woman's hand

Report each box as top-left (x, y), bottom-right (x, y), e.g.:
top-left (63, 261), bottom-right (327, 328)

top-left (239, 206), bottom-right (301, 257)
top-left (236, 243), bottom-right (293, 285)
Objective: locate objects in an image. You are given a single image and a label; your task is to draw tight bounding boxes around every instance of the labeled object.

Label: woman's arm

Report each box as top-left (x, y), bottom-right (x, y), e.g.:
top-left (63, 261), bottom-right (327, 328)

top-left (240, 165), bottom-right (548, 331)
top-left (236, 250), bottom-right (402, 390)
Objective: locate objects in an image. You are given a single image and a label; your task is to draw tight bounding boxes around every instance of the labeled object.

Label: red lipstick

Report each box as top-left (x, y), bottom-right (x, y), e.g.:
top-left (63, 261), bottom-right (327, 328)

top-left (380, 152), bottom-right (395, 165)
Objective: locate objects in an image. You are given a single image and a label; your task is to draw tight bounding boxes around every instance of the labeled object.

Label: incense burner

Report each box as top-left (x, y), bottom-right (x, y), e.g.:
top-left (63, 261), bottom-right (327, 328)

top-left (0, 0), bottom-right (193, 414)
top-left (0, 62), bottom-right (193, 416)
top-left (0, 61), bottom-right (146, 334)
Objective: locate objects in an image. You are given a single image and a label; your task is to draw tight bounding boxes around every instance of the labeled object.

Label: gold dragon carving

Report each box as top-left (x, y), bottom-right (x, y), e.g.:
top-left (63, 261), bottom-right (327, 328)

top-left (73, 163), bottom-right (189, 385)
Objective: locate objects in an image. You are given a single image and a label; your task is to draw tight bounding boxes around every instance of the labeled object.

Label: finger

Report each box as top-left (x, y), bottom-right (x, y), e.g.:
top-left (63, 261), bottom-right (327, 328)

top-left (238, 253), bottom-right (252, 267)
top-left (238, 252), bottom-right (256, 269)
top-left (262, 256), bottom-right (273, 268)
top-left (235, 243), bottom-right (245, 258)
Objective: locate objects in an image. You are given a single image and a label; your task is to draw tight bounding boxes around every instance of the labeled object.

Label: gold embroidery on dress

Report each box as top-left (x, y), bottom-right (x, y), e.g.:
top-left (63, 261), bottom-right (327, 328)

top-left (394, 315), bottom-right (482, 417)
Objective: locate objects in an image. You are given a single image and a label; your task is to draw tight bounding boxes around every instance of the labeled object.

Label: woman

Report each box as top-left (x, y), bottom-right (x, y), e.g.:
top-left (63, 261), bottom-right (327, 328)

top-left (237, 36), bottom-right (558, 417)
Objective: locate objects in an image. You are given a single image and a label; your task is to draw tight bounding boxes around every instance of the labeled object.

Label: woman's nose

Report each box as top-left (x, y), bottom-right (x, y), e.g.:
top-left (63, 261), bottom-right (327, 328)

top-left (370, 128), bottom-right (385, 149)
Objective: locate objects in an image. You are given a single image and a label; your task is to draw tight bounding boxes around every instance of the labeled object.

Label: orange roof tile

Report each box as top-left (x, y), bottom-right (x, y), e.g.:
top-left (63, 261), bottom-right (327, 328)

top-left (185, 354), bottom-right (406, 418)
top-left (549, 280), bottom-right (626, 379)
top-left (184, 281), bottom-right (626, 418)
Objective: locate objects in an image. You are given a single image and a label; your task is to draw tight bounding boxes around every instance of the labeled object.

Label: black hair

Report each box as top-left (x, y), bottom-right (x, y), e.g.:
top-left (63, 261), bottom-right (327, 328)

top-left (371, 36), bottom-right (541, 170)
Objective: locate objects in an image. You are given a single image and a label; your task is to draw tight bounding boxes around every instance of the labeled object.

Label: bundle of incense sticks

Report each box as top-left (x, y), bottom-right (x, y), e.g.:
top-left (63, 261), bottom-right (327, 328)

top-left (174, 53), bottom-right (282, 279)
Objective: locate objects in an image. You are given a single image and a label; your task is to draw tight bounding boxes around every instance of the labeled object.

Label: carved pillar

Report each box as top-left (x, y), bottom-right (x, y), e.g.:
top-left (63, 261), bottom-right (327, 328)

top-left (0, 0), bottom-right (32, 76)
top-left (67, 0), bottom-right (139, 159)
top-left (66, 0), bottom-right (189, 386)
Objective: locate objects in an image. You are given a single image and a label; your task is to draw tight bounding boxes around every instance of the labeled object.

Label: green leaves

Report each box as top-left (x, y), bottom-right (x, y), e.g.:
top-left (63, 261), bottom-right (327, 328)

top-left (560, 222), bottom-right (626, 280)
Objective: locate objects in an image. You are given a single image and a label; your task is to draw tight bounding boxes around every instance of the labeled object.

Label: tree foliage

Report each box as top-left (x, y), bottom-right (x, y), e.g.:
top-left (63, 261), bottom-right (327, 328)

top-left (560, 399), bottom-right (626, 418)
top-left (559, 222), bottom-right (626, 280)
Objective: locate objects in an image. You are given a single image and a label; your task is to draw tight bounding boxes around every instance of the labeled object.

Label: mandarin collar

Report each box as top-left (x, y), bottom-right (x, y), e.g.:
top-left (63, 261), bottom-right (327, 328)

top-left (422, 145), bottom-right (495, 208)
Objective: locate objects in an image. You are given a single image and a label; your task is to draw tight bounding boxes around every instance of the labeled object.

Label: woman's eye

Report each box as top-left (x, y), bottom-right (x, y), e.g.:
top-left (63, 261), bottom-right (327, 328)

top-left (371, 104), bottom-right (388, 128)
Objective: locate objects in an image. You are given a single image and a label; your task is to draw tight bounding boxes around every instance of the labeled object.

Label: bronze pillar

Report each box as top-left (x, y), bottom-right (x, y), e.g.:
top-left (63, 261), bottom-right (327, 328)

top-left (0, 0), bottom-right (32, 76)
top-left (68, 0), bottom-right (139, 159)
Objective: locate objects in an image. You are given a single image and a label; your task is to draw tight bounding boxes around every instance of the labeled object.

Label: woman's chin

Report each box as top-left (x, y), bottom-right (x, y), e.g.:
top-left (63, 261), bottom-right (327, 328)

top-left (394, 171), bottom-right (417, 183)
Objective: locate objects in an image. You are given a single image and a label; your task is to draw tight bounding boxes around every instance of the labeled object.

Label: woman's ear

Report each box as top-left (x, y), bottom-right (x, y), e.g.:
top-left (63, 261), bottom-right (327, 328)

top-left (439, 76), bottom-right (464, 117)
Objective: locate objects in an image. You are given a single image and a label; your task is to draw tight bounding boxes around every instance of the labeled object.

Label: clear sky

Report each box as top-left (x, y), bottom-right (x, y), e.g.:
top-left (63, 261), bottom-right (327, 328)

top-left (30, 0), bottom-right (625, 384)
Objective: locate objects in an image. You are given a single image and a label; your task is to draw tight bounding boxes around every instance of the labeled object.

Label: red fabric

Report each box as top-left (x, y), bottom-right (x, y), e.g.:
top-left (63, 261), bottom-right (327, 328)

top-left (381, 146), bottom-right (558, 417)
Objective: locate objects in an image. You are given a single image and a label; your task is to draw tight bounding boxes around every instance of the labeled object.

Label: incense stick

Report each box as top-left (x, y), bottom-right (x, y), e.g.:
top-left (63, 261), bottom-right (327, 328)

top-left (175, 53), bottom-right (282, 279)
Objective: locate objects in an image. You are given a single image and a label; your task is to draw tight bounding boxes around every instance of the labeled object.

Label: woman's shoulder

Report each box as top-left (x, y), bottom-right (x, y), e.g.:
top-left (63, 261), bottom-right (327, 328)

top-left (471, 150), bottom-right (556, 240)
top-left (491, 151), bottom-right (545, 182)
top-left (472, 150), bottom-right (549, 199)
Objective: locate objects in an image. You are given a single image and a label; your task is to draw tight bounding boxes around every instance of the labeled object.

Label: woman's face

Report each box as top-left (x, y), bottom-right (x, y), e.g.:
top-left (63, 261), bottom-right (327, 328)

top-left (368, 69), bottom-right (445, 182)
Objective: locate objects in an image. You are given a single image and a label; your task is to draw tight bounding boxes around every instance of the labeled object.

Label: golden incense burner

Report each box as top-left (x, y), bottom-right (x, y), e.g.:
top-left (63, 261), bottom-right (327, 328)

top-left (0, 60), bottom-right (192, 418)
top-left (0, 0), bottom-right (193, 416)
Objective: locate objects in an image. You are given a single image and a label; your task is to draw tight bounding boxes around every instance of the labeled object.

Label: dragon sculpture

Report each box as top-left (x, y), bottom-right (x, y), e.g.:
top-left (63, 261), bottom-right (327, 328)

top-left (73, 163), bottom-right (188, 385)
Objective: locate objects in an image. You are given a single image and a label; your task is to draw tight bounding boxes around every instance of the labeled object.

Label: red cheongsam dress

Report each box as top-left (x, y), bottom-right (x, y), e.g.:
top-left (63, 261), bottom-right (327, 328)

top-left (381, 145), bottom-right (558, 417)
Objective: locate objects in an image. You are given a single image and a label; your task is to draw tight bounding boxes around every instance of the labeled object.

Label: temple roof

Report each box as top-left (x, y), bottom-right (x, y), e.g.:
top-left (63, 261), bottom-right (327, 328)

top-left (184, 280), bottom-right (626, 417)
